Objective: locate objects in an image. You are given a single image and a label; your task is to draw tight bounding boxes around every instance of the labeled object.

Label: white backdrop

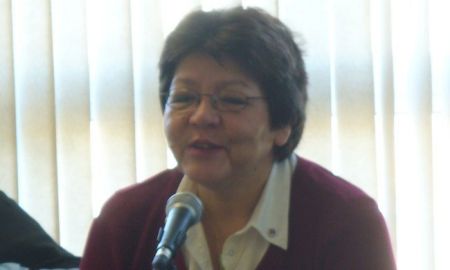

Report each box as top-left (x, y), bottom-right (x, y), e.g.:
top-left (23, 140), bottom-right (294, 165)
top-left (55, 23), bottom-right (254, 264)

top-left (1, 0), bottom-right (449, 269)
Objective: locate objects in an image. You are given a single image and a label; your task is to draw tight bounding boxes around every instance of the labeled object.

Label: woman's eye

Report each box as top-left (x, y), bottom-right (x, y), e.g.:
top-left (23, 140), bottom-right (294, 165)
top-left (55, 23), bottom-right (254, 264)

top-left (171, 93), bottom-right (197, 103)
top-left (220, 95), bottom-right (247, 105)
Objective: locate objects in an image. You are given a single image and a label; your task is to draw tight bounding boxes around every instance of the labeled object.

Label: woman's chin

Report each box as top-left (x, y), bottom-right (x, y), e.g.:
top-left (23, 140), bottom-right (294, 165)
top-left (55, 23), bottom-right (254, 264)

top-left (182, 166), bottom-right (230, 188)
top-left (186, 171), bottom-right (222, 183)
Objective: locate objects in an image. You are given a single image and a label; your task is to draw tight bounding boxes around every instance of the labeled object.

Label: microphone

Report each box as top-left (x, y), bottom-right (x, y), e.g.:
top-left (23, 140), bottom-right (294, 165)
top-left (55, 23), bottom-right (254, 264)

top-left (152, 192), bottom-right (203, 270)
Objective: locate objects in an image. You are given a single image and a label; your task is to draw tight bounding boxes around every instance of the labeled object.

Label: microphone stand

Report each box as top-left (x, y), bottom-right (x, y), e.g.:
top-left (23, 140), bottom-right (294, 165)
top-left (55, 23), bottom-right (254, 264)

top-left (151, 227), bottom-right (178, 270)
top-left (152, 256), bottom-right (177, 270)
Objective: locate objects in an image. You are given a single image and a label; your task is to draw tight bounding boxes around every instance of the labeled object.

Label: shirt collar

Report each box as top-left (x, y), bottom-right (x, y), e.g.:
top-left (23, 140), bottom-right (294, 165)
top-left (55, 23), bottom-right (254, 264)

top-left (245, 154), bottom-right (296, 250)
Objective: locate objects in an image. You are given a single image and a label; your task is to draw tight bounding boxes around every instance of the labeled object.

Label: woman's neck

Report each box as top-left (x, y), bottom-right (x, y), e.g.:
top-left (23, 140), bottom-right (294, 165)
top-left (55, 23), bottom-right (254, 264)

top-left (198, 177), bottom-right (269, 270)
top-left (197, 161), bottom-right (271, 225)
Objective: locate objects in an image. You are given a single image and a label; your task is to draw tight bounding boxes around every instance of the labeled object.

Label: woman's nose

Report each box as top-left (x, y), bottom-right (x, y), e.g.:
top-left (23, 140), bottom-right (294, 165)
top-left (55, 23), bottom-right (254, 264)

top-left (188, 96), bottom-right (220, 127)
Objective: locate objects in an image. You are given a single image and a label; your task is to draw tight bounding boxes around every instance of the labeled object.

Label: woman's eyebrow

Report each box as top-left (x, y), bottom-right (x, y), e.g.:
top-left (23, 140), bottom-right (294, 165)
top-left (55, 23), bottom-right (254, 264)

top-left (170, 78), bottom-right (198, 89)
top-left (215, 80), bottom-right (251, 90)
top-left (170, 78), bottom-right (252, 92)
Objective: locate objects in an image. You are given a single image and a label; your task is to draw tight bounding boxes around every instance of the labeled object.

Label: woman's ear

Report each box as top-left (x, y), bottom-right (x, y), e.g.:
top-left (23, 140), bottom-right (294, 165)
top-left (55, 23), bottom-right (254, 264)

top-left (274, 126), bottom-right (291, 147)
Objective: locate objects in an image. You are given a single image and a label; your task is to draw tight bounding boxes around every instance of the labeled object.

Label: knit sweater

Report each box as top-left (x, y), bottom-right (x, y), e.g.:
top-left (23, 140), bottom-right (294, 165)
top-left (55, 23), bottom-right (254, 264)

top-left (80, 157), bottom-right (396, 270)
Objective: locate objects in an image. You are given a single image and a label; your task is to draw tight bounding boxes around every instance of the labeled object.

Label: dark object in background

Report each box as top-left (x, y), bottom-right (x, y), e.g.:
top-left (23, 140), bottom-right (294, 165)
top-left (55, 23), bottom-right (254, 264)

top-left (0, 191), bottom-right (80, 269)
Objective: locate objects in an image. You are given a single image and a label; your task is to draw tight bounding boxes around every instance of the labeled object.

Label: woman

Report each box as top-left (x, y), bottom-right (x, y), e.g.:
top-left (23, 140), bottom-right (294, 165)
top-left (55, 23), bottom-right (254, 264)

top-left (81, 7), bottom-right (396, 270)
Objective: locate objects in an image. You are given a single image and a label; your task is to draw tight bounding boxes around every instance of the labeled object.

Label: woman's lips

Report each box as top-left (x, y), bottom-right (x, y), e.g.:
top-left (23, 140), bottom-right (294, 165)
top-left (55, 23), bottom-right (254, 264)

top-left (187, 140), bottom-right (224, 157)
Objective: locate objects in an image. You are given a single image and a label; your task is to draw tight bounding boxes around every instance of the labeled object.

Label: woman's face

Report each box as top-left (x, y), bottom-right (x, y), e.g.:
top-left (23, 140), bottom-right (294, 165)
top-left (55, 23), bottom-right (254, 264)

top-left (163, 53), bottom-right (290, 190)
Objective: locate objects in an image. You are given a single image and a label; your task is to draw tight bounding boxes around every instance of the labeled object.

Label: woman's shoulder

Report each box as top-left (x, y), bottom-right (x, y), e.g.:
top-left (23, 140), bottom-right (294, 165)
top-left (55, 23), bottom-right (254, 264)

top-left (288, 157), bottom-right (395, 269)
top-left (291, 156), bottom-right (388, 243)
top-left (98, 168), bottom-right (183, 221)
top-left (291, 156), bottom-right (382, 225)
top-left (293, 157), bottom-right (373, 204)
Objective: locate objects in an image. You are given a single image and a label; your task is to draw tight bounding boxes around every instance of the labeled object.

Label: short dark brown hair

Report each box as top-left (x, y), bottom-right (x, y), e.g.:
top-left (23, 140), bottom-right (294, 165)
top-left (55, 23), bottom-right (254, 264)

top-left (159, 7), bottom-right (308, 161)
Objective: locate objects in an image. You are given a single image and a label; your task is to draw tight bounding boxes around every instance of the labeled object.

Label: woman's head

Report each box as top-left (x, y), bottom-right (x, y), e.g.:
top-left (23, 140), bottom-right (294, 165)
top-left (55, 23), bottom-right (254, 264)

top-left (159, 7), bottom-right (308, 161)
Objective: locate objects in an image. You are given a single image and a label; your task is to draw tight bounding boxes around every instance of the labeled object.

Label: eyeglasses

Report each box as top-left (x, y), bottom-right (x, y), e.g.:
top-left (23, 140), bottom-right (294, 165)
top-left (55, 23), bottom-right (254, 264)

top-left (163, 89), bottom-right (266, 112)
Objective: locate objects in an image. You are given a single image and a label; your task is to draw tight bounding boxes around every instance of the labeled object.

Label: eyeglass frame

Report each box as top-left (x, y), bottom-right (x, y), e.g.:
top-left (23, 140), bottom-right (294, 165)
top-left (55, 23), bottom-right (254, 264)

top-left (162, 88), bottom-right (266, 113)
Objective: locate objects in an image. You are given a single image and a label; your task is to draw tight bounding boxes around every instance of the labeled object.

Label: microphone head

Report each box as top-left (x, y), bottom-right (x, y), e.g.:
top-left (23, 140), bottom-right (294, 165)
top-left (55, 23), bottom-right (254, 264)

top-left (152, 192), bottom-right (203, 269)
top-left (165, 192), bottom-right (203, 225)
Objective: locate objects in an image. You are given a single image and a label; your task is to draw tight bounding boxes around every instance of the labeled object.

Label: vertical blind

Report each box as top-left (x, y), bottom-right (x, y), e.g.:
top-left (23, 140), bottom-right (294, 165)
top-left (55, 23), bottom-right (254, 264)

top-left (0, 0), bottom-right (449, 269)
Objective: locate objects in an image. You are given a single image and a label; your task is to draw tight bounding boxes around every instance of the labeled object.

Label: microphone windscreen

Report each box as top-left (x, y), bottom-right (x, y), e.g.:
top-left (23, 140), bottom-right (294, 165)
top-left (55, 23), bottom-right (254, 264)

top-left (165, 192), bottom-right (203, 225)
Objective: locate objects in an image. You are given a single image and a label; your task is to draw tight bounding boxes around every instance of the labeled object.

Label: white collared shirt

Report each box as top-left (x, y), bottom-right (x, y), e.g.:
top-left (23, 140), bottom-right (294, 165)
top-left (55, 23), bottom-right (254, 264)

top-left (178, 155), bottom-right (296, 270)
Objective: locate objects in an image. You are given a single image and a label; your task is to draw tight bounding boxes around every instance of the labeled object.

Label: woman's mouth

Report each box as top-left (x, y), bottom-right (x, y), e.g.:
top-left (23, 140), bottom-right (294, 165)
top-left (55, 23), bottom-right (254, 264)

top-left (191, 142), bottom-right (220, 149)
top-left (187, 140), bottom-right (224, 156)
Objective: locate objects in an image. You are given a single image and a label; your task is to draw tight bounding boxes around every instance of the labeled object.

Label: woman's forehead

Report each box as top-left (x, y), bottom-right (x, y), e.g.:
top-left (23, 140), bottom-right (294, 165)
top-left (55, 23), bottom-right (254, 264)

top-left (171, 53), bottom-right (261, 92)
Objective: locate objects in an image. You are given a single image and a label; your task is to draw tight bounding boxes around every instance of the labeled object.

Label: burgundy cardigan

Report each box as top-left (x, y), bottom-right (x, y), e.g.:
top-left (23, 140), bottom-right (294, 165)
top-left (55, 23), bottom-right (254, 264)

top-left (80, 157), bottom-right (396, 270)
